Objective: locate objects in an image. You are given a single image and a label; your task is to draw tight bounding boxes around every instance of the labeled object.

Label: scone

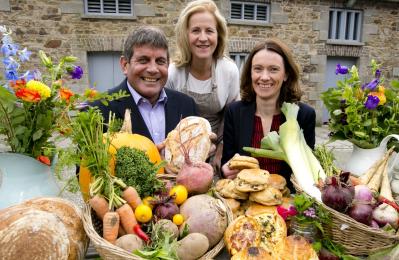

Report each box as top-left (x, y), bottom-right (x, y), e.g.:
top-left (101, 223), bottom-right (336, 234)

top-left (267, 174), bottom-right (287, 190)
top-left (235, 169), bottom-right (270, 192)
top-left (164, 116), bottom-right (212, 174)
top-left (231, 246), bottom-right (273, 260)
top-left (245, 202), bottom-right (277, 216)
top-left (224, 198), bottom-right (241, 215)
top-left (216, 179), bottom-right (248, 200)
top-left (224, 215), bottom-right (261, 256)
top-left (252, 212), bottom-right (287, 256)
top-left (249, 186), bottom-right (283, 206)
top-left (229, 154), bottom-right (260, 170)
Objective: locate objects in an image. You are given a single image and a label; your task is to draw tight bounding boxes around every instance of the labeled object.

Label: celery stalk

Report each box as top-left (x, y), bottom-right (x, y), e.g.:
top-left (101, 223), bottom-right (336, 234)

top-left (243, 147), bottom-right (287, 161)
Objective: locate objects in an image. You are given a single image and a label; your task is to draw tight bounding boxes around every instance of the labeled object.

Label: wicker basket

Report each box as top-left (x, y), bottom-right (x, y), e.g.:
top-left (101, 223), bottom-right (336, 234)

top-left (291, 177), bottom-right (399, 255)
top-left (82, 190), bottom-right (233, 259)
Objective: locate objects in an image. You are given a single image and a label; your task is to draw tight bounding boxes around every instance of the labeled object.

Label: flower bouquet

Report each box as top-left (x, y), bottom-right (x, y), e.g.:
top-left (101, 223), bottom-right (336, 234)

top-left (0, 25), bottom-right (120, 165)
top-left (321, 60), bottom-right (399, 149)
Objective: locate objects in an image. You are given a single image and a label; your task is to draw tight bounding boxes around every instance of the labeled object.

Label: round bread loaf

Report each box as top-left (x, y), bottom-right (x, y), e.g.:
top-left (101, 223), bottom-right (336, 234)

top-left (21, 197), bottom-right (88, 260)
top-left (0, 207), bottom-right (70, 260)
top-left (164, 116), bottom-right (212, 174)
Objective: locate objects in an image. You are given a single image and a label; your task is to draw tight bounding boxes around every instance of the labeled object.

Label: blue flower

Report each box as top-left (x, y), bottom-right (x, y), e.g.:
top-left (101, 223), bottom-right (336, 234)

top-left (3, 56), bottom-right (19, 70)
top-left (364, 95), bottom-right (380, 110)
top-left (336, 64), bottom-right (349, 75)
top-left (375, 69), bottom-right (381, 79)
top-left (1, 43), bottom-right (18, 57)
top-left (18, 47), bottom-right (32, 62)
top-left (1, 34), bottom-right (12, 44)
top-left (362, 78), bottom-right (379, 91)
top-left (21, 70), bottom-right (37, 81)
top-left (69, 65), bottom-right (83, 79)
top-left (5, 69), bottom-right (18, 80)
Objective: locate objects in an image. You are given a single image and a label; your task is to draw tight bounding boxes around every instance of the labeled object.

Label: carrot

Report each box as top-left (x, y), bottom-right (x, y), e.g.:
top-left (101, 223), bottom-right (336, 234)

top-left (359, 147), bottom-right (393, 184)
top-left (122, 186), bottom-right (142, 210)
top-left (116, 203), bottom-right (138, 235)
top-left (89, 195), bottom-right (109, 220)
top-left (103, 211), bottom-right (120, 244)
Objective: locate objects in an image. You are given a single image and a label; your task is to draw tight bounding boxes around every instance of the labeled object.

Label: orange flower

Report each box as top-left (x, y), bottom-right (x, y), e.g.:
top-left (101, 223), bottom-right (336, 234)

top-left (60, 87), bottom-right (74, 103)
top-left (369, 91), bottom-right (386, 105)
top-left (37, 155), bottom-right (51, 166)
top-left (15, 88), bottom-right (41, 102)
top-left (9, 79), bottom-right (26, 91)
top-left (84, 88), bottom-right (98, 99)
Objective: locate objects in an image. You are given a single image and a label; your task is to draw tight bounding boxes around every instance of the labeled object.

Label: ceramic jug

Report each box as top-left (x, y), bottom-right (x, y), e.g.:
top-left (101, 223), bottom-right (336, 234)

top-left (344, 134), bottom-right (399, 178)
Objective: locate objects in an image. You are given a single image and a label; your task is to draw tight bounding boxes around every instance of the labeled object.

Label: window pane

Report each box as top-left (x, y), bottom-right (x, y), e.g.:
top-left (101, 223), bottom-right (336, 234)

top-left (256, 5), bottom-right (267, 21)
top-left (244, 4), bottom-right (255, 20)
top-left (231, 3), bottom-right (242, 19)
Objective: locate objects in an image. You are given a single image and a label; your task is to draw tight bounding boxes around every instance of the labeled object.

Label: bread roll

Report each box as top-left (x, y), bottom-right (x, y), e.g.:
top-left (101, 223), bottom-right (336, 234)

top-left (0, 207), bottom-right (70, 260)
top-left (224, 198), bottom-right (241, 213)
top-left (245, 202), bottom-right (277, 216)
top-left (249, 186), bottom-right (283, 206)
top-left (276, 235), bottom-right (318, 260)
top-left (218, 179), bottom-right (248, 200)
top-left (21, 197), bottom-right (88, 260)
top-left (164, 116), bottom-right (212, 173)
top-left (267, 174), bottom-right (287, 190)
top-left (235, 169), bottom-right (270, 192)
top-left (231, 246), bottom-right (273, 260)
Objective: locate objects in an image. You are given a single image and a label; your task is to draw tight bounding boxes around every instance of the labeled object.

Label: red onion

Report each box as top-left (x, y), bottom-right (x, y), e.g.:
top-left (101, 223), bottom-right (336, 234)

top-left (370, 219), bottom-right (380, 229)
top-left (318, 248), bottom-right (340, 260)
top-left (348, 203), bottom-right (373, 225)
top-left (154, 202), bottom-right (179, 220)
top-left (321, 176), bottom-right (353, 213)
top-left (354, 185), bottom-right (373, 203)
top-left (372, 203), bottom-right (399, 229)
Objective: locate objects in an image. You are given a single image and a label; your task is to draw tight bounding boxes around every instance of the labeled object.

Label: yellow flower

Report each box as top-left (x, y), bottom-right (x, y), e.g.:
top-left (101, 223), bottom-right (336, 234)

top-left (377, 85), bottom-right (385, 93)
top-left (26, 80), bottom-right (51, 100)
top-left (369, 91), bottom-right (386, 105)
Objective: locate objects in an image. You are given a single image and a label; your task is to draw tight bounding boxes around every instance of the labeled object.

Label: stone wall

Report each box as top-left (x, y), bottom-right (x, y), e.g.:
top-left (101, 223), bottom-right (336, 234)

top-left (0, 0), bottom-right (398, 125)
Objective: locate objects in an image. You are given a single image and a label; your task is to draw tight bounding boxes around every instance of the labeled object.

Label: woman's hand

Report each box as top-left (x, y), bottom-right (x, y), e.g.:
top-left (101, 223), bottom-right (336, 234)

top-left (221, 162), bottom-right (239, 179)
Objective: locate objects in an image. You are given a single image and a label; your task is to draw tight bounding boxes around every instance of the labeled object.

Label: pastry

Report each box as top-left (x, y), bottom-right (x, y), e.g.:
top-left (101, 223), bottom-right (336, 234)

top-left (249, 186), bottom-right (283, 206)
top-left (234, 168), bottom-right (270, 192)
top-left (276, 235), bottom-right (318, 260)
top-left (228, 154), bottom-right (260, 170)
top-left (164, 116), bottom-right (212, 174)
top-left (217, 179), bottom-right (248, 200)
top-left (245, 202), bottom-right (277, 216)
top-left (231, 246), bottom-right (273, 260)
top-left (224, 215), bottom-right (261, 256)
top-left (267, 174), bottom-right (287, 190)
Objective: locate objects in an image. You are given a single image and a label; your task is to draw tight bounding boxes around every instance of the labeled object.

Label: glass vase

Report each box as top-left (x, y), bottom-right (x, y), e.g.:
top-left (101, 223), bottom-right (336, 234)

top-left (0, 152), bottom-right (61, 209)
top-left (288, 219), bottom-right (318, 243)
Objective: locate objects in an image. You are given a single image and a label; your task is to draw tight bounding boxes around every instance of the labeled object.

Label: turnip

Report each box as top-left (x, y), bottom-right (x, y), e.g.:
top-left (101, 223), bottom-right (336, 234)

top-left (372, 203), bottom-right (399, 229)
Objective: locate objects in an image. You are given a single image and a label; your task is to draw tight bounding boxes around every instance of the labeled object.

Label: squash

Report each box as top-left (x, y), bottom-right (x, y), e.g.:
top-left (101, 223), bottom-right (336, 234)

top-left (79, 109), bottom-right (164, 201)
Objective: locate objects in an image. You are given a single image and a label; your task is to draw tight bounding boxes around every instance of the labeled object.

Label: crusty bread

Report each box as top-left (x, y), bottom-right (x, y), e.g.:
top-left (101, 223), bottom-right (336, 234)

top-left (0, 207), bottom-right (70, 260)
top-left (249, 186), bottom-right (283, 206)
top-left (267, 174), bottom-right (287, 190)
top-left (231, 246), bottom-right (273, 260)
top-left (21, 197), bottom-right (88, 260)
top-left (228, 154), bottom-right (260, 170)
top-left (235, 169), bottom-right (270, 192)
top-left (164, 116), bottom-right (212, 174)
top-left (224, 215), bottom-right (261, 256)
top-left (276, 235), bottom-right (318, 260)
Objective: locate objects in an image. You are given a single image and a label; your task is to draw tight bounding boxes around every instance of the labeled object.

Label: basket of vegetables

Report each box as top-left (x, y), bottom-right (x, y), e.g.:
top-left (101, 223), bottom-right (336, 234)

top-left (291, 156), bottom-right (399, 256)
top-left (74, 111), bottom-right (232, 259)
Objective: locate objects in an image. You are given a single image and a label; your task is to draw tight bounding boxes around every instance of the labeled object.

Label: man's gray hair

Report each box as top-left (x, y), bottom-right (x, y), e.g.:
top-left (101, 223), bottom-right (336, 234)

top-left (123, 26), bottom-right (169, 62)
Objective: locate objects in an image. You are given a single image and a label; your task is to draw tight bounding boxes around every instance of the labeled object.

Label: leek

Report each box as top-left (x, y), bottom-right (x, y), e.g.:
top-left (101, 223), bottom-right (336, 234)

top-left (243, 102), bottom-right (325, 201)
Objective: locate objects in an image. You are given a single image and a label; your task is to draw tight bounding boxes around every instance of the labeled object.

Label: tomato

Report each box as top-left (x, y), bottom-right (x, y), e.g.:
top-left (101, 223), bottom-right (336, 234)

top-left (134, 204), bottom-right (153, 223)
top-left (169, 185), bottom-right (188, 205)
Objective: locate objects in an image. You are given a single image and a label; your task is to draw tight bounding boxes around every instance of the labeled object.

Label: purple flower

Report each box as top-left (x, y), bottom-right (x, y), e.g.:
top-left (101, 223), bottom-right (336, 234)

top-left (5, 69), bottom-right (18, 80)
top-left (336, 64), bottom-right (349, 75)
top-left (1, 43), bottom-right (18, 57)
top-left (375, 69), bottom-right (381, 78)
top-left (69, 65), bottom-right (83, 79)
top-left (303, 207), bottom-right (317, 218)
top-left (3, 57), bottom-right (19, 71)
top-left (18, 47), bottom-right (32, 62)
top-left (364, 95), bottom-right (380, 110)
top-left (362, 78), bottom-right (379, 91)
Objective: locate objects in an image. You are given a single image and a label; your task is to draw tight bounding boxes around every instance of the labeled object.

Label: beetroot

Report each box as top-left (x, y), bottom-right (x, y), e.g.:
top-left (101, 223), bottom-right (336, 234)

top-left (321, 176), bottom-right (353, 213)
top-left (177, 162), bottom-right (214, 194)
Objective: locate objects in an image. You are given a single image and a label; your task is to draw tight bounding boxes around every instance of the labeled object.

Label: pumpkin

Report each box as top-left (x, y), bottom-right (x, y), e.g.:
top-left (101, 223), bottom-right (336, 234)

top-left (79, 109), bottom-right (164, 201)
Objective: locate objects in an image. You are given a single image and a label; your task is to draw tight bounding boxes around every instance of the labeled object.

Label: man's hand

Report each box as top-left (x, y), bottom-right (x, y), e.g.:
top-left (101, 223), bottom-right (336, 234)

top-left (221, 162), bottom-right (239, 179)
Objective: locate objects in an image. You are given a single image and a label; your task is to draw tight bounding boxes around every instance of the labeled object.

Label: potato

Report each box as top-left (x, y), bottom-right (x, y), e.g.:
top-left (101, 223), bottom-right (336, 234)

top-left (153, 219), bottom-right (179, 239)
top-left (177, 233), bottom-right (209, 260)
top-left (115, 234), bottom-right (144, 252)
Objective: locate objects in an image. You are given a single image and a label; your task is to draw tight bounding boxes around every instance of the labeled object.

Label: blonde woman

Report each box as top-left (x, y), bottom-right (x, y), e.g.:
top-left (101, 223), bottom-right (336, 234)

top-left (166, 0), bottom-right (240, 174)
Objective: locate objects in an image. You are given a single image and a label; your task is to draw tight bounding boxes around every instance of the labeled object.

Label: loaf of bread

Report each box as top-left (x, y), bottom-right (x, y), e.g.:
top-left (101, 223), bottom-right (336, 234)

top-left (0, 207), bottom-right (70, 260)
top-left (164, 116), bottom-right (212, 173)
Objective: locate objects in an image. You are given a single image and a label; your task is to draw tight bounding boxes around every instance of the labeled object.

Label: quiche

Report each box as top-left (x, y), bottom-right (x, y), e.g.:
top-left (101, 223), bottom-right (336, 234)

top-left (252, 212), bottom-right (287, 255)
top-left (224, 215), bottom-right (261, 256)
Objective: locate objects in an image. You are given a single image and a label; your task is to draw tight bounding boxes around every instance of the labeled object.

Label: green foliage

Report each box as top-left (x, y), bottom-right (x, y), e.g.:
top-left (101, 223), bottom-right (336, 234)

top-left (321, 60), bottom-right (399, 149)
top-left (115, 146), bottom-right (165, 198)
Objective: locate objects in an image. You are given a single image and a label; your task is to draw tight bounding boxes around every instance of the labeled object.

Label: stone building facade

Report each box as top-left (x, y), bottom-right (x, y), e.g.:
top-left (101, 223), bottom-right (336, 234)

top-left (0, 0), bottom-right (398, 124)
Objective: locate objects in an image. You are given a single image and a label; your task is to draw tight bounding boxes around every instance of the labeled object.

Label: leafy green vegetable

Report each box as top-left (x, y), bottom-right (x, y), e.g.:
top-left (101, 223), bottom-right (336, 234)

top-left (115, 146), bottom-right (165, 198)
top-left (314, 144), bottom-right (341, 177)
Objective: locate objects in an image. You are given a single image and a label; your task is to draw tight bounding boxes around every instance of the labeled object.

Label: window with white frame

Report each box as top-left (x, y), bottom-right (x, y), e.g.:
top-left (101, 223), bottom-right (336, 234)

top-left (230, 53), bottom-right (249, 73)
top-left (84, 0), bottom-right (133, 16)
top-left (230, 1), bottom-right (270, 23)
top-left (328, 8), bottom-right (362, 42)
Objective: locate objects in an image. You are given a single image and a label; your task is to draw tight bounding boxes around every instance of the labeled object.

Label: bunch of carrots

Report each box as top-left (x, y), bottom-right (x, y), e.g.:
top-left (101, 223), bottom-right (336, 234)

top-left (71, 108), bottom-right (149, 244)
